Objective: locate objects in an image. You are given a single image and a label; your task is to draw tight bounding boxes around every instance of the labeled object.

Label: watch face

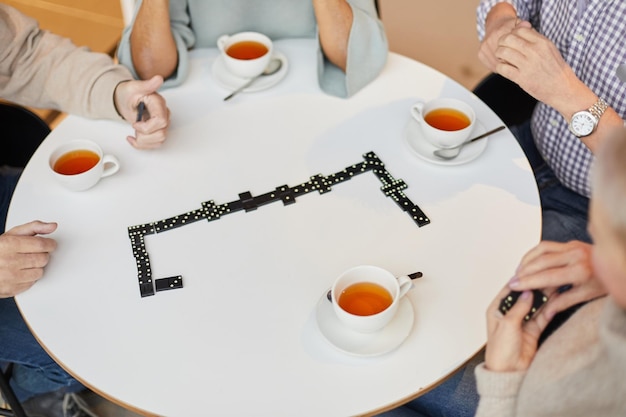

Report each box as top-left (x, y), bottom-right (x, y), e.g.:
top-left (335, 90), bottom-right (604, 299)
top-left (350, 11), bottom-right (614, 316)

top-left (571, 111), bottom-right (596, 136)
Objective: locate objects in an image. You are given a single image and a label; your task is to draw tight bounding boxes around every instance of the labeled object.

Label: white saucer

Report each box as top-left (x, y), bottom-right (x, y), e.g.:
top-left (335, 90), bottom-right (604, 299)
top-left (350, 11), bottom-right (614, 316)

top-left (404, 118), bottom-right (489, 166)
top-left (315, 292), bottom-right (414, 357)
top-left (211, 51), bottom-right (289, 93)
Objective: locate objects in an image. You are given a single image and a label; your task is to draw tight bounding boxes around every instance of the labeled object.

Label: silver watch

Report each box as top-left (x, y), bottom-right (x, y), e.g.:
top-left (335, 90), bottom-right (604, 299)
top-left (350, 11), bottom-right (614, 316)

top-left (569, 98), bottom-right (609, 137)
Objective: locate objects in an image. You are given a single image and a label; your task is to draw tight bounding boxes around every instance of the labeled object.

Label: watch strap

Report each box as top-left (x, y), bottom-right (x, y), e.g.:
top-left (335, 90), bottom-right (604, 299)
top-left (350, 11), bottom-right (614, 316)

top-left (589, 97), bottom-right (609, 121)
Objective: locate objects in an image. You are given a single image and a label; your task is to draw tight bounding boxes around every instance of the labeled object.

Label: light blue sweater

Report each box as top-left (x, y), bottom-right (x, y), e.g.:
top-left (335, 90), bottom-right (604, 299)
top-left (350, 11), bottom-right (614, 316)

top-left (117, 0), bottom-right (388, 97)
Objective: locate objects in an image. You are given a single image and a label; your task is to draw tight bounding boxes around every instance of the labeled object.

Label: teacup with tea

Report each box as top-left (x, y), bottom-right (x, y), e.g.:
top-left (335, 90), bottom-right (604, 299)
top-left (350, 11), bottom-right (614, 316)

top-left (330, 265), bottom-right (413, 333)
top-left (49, 140), bottom-right (120, 191)
top-left (411, 98), bottom-right (476, 149)
top-left (217, 31), bottom-right (273, 79)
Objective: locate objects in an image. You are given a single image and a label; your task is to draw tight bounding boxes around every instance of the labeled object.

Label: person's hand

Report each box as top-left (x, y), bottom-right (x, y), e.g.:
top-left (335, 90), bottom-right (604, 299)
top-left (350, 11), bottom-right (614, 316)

top-left (0, 221), bottom-right (58, 298)
top-left (509, 240), bottom-right (606, 321)
top-left (114, 75), bottom-right (171, 150)
top-left (484, 285), bottom-right (551, 372)
top-left (492, 21), bottom-right (587, 111)
top-left (478, 3), bottom-right (518, 72)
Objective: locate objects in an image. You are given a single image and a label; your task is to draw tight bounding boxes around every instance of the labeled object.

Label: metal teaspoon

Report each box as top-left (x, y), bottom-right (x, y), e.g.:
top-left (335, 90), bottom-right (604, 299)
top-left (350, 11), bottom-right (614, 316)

top-left (223, 57), bottom-right (283, 101)
top-left (433, 125), bottom-right (506, 160)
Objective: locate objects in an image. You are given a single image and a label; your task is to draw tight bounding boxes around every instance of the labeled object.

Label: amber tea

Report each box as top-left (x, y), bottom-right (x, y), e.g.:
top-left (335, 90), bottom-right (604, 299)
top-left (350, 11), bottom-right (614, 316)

top-left (424, 108), bottom-right (471, 131)
top-left (53, 149), bottom-right (100, 175)
top-left (338, 282), bottom-right (393, 316)
top-left (226, 40), bottom-right (269, 60)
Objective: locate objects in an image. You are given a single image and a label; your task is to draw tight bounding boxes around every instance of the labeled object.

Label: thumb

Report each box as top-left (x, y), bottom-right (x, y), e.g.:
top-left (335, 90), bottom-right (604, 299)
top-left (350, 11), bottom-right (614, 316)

top-left (7, 221), bottom-right (58, 237)
top-left (136, 75), bottom-right (164, 96)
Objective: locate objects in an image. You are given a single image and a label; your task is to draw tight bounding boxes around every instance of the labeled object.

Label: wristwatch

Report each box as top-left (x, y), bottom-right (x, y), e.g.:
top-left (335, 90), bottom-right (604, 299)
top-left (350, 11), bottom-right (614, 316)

top-left (569, 98), bottom-right (609, 137)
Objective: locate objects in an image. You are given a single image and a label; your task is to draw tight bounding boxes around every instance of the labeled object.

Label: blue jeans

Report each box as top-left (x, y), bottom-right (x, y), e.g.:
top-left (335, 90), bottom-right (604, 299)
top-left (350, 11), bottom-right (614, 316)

top-left (378, 121), bottom-right (591, 417)
top-left (376, 353), bottom-right (483, 417)
top-left (1, 166), bottom-right (83, 401)
top-left (0, 166), bottom-right (22, 234)
top-left (511, 121), bottom-right (591, 244)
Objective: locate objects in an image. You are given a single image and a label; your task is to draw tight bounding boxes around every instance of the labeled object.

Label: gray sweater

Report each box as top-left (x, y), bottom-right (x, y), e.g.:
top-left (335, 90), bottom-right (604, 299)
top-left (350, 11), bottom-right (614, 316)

top-left (117, 0), bottom-right (387, 97)
top-left (475, 297), bottom-right (626, 416)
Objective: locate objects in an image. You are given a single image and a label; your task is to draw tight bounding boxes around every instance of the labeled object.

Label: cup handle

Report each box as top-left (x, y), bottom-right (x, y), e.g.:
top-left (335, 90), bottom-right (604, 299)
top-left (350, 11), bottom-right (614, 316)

top-left (396, 275), bottom-right (414, 299)
top-left (216, 35), bottom-right (230, 52)
top-left (101, 155), bottom-right (120, 178)
top-left (410, 102), bottom-right (425, 124)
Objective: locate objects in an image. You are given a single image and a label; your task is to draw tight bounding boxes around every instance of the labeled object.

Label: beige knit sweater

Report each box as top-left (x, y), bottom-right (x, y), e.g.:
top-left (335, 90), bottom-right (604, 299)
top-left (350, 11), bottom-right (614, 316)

top-left (475, 296), bottom-right (626, 416)
top-left (0, 4), bottom-right (132, 120)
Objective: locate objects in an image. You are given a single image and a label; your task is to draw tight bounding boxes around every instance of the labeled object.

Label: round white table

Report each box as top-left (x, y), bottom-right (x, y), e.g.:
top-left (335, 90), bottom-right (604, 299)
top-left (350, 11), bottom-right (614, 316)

top-left (9, 39), bottom-right (540, 416)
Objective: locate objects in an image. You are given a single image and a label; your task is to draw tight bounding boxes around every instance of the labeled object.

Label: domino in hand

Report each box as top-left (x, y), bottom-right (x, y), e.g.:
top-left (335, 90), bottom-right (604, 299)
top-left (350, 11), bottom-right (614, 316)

top-left (499, 289), bottom-right (548, 321)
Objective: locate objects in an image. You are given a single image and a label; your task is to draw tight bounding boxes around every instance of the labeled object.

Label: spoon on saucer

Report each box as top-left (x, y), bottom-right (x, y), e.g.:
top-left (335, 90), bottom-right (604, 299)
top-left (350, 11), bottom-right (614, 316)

top-left (433, 125), bottom-right (505, 160)
top-left (223, 57), bottom-right (283, 101)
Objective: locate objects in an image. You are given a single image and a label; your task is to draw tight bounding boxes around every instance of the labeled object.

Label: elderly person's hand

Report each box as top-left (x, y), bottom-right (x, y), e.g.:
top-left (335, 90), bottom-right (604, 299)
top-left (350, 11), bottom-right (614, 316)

top-left (478, 2), bottom-right (518, 72)
top-left (484, 285), bottom-right (551, 372)
top-left (508, 240), bottom-right (607, 321)
top-left (114, 75), bottom-right (171, 150)
top-left (0, 221), bottom-right (57, 298)
top-left (492, 22), bottom-right (588, 113)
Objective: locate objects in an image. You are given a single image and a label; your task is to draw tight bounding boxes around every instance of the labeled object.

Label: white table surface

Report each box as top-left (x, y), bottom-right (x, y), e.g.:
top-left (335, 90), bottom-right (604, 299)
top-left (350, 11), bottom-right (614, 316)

top-left (9, 39), bottom-right (541, 417)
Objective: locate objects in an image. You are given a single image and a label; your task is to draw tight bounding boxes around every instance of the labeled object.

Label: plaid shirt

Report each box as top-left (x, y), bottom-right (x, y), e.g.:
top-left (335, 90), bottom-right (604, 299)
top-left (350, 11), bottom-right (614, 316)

top-left (477, 0), bottom-right (626, 197)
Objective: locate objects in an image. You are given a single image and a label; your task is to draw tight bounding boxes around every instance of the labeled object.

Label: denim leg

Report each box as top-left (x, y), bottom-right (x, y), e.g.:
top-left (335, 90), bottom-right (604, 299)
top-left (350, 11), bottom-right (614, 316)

top-left (377, 352), bottom-right (483, 417)
top-left (0, 298), bottom-right (83, 401)
top-left (509, 122), bottom-right (591, 244)
top-left (0, 166), bottom-right (22, 234)
top-left (507, 123), bottom-right (590, 340)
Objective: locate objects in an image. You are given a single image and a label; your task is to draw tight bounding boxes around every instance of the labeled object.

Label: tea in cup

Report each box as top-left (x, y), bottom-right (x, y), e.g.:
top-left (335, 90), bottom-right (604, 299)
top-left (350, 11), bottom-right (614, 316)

top-left (217, 31), bottom-right (273, 79)
top-left (330, 265), bottom-right (413, 333)
top-left (410, 98), bottom-right (476, 149)
top-left (49, 140), bottom-right (120, 191)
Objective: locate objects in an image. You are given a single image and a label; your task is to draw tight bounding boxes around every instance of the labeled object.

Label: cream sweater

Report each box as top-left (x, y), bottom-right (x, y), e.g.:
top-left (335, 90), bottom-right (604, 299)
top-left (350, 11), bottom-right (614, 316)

top-left (475, 297), bottom-right (626, 416)
top-left (0, 4), bottom-right (131, 120)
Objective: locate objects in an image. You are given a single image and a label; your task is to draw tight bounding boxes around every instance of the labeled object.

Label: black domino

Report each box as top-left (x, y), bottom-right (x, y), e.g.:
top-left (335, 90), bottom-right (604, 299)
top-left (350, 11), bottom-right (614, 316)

top-left (499, 289), bottom-right (548, 321)
top-left (128, 151), bottom-right (432, 298)
top-left (155, 276), bottom-right (183, 292)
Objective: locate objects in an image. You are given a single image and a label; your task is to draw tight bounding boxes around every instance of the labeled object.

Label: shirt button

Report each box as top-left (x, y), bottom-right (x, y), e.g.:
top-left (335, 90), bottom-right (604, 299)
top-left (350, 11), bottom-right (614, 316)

top-left (574, 33), bottom-right (585, 42)
top-left (550, 119), bottom-right (559, 126)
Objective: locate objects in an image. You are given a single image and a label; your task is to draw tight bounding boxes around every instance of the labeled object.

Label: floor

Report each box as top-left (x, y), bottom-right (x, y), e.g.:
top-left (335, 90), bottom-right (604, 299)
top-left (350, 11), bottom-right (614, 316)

top-left (82, 391), bottom-right (144, 417)
top-left (3, 1), bottom-right (489, 415)
top-left (1, 390), bottom-right (143, 416)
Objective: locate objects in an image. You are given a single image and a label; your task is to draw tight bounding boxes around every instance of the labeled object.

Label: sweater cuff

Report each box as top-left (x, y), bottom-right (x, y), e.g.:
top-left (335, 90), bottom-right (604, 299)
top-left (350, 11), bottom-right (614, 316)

top-left (89, 67), bottom-right (134, 120)
top-left (475, 362), bottom-right (526, 397)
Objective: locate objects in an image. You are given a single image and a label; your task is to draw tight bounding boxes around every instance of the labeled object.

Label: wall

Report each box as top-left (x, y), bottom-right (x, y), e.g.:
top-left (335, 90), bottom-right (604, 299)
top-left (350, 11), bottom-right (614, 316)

top-left (4, 0), bottom-right (124, 54)
top-left (380, 0), bottom-right (489, 90)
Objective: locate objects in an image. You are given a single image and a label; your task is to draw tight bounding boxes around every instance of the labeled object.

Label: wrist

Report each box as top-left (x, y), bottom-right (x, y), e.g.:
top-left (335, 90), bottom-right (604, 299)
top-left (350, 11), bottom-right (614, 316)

top-left (113, 79), bottom-right (132, 120)
top-left (486, 3), bottom-right (517, 29)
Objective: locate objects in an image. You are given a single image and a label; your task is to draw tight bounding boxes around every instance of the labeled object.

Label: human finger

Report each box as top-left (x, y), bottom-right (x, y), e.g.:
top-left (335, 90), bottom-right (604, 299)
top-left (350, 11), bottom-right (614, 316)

top-left (512, 241), bottom-right (593, 290)
top-left (542, 284), bottom-right (606, 318)
top-left (0, 234), bottom-right (57, 255)
top-left (517, 241), bottom-right (563, 268)
top-left (0, 281), bottom-right (36, 298)
top-left (6, 221), bottom-right (58, 237)
top-left (486, 284), bottom-right (518, 333)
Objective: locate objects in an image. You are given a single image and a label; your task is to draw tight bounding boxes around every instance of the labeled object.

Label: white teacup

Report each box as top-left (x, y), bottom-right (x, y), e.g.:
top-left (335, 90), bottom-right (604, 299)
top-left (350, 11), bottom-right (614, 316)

top-left (331, 265), bottom-right (413, 333)
top-left (217, 31), bottom-right (273, 79)
top-left (411, 98), bottom-right (476, 149)
top-left (49, 140), bottom-right (120, 191)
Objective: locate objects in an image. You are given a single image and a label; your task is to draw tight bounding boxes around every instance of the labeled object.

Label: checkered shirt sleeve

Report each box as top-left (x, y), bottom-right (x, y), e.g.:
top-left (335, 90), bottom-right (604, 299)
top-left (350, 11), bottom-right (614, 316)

top-left (477, 0), bottom-right (626, 197)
